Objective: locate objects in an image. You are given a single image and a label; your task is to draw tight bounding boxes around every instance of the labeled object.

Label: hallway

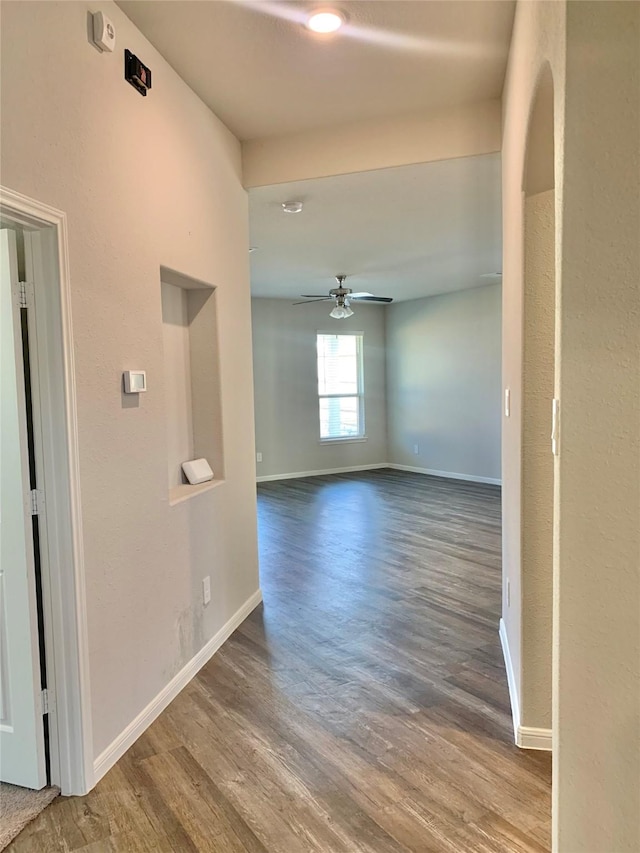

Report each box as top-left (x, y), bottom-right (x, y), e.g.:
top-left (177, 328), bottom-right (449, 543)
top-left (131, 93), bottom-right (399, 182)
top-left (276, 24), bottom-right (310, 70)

top-left (11, 470), bottom-right (551, 852)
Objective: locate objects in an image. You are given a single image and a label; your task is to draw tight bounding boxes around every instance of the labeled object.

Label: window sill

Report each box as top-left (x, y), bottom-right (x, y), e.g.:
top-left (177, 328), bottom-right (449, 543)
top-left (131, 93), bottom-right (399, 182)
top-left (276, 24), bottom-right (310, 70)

top-left (319, 436), bottom-right (368, 445)
top-left (169, 478), bottom-right (224, 506)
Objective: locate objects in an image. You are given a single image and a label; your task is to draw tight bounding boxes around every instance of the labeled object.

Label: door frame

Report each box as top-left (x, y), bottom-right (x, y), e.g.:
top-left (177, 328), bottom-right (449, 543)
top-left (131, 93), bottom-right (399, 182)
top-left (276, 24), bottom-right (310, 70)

top-left (0, 186), bottom-right (93, 795)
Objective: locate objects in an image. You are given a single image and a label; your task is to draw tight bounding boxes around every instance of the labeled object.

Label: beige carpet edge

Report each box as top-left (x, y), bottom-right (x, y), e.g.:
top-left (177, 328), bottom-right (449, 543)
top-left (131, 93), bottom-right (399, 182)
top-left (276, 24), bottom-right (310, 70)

top-left (0, 782), bottom-right (60, 850)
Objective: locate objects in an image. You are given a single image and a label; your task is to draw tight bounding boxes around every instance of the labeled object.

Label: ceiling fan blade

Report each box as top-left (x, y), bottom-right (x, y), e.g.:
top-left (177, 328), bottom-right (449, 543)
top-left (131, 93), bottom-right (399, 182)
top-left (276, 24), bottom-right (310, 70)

top-left (293, 298), bottom-right (331, 305)
top-left (350, 295), bottom-right (393, 303)
top-left (348, 292), bottom-right (374, 298)
top-left (300, 294), bottom-right (332, 298)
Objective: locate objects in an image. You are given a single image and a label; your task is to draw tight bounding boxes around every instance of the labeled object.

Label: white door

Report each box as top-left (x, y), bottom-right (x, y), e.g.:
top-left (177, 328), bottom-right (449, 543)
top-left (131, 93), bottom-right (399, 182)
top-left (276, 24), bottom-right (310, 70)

top-left (0, 228), bottom-right (47, 788)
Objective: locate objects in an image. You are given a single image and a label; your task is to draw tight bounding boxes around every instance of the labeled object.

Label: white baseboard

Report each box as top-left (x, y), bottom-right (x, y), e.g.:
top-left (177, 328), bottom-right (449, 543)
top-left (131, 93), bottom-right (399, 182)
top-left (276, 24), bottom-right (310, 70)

top-left (93, 588), bottom-right (263, 786)
top-left (518, 725), bottom-right (552, 750)
top-left (256, 463), bottom-right (387, 483)
top-left (388, 463), bottom-right (501, 486)
top-left (257, 463), bottom-right (501, 485)
top-left (499, 618), bottom-right (552, 752)
top-left (499, 617), bottom-right (521, 741)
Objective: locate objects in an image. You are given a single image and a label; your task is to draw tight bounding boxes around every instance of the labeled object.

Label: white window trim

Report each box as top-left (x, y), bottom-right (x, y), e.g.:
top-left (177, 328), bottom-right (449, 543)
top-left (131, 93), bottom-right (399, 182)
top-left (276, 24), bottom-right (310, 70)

top-left (316, 331), bottom-right (365, 442)
top-left (319, 436), bottom-right (368, 445)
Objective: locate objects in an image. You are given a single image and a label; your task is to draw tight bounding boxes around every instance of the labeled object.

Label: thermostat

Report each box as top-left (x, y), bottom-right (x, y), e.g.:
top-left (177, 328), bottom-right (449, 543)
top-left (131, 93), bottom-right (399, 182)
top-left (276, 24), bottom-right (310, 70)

top-left (92, 12), bottom-right (116, 52)
top-left (123, 370), bottom-right (146, 393)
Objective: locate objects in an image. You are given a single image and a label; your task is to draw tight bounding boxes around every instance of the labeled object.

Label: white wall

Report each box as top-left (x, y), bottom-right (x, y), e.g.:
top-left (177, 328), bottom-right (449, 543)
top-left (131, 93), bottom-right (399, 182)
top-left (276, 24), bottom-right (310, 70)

top-left (502, 2), bottom-right (640, 849)
top-left (0, 0), bottom-right (259, 769)
top-left (161, 282), bottom-right (194, 488)
top-left (243, 100), bottom-right (501, 188)
top-left (521, 189), bottom-right (554, 730)
top-left (386, 284), bottom-right (501, 482)
top-left (252, 298), bottom-right (387, 478)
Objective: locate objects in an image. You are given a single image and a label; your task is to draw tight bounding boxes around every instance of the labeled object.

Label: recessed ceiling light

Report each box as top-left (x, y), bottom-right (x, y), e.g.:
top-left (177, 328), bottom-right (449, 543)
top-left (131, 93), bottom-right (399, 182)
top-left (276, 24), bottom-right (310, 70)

top-left (306, 10), bottom-right (345, 34)
top-left (282, 201), bottom-right (303, 214)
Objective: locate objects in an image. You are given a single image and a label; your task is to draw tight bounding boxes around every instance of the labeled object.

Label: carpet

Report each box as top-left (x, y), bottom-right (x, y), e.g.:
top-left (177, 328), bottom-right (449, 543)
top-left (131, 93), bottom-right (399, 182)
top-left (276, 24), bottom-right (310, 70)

top-left (0, 782), bottom-right (60, 850)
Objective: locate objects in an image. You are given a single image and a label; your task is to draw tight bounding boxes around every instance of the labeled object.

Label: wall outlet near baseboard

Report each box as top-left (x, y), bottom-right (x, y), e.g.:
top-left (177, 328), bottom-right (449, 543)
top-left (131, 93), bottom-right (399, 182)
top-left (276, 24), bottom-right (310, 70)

top-left (256, 452), bottom-right (263, 463)
top-left (413, 444), bottom-right (419, 455)
top-left (202, 576), bottom-right (211, 606)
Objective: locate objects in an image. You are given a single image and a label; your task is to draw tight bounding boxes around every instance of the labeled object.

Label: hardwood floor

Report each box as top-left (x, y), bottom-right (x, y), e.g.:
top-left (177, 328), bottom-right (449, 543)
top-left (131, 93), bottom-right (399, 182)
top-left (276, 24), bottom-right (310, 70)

top-left (10, 470), bottom-right (551, 852)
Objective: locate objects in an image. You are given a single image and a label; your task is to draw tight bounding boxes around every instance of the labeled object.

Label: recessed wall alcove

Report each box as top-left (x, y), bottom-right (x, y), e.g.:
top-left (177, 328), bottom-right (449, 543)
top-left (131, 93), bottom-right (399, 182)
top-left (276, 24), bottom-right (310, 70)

top-left (160, 265), bottom-right (224, 505)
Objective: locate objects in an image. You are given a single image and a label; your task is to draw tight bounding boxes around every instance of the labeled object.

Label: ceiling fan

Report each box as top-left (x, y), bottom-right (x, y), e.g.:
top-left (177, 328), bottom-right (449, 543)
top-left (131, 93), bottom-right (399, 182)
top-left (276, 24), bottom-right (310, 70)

top-left (294, 276), bottom-right (393, 319)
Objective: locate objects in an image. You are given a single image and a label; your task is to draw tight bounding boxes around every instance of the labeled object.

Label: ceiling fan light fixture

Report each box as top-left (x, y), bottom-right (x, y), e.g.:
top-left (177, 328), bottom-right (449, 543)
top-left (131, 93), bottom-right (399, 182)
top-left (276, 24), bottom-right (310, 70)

top-left (330, 305), bottom-right (347, 319)
top-left (306, 9), bottom-right (345, 33)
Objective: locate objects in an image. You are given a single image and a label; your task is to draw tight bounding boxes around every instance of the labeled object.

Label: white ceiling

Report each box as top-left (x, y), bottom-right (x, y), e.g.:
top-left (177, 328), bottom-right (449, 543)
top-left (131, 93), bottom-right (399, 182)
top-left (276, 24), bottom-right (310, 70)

top-left (117, 0), bottom-right (515, 141)
top-left (117, 2), bottom-right (506, 304)
top-left (249, 153), bottom-right (501, 303)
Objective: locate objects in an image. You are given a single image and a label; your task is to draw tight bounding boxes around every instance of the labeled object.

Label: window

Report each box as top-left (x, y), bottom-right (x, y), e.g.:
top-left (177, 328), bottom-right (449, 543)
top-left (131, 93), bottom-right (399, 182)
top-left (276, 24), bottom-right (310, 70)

top-left (316, 332), bottom-right (364, 440)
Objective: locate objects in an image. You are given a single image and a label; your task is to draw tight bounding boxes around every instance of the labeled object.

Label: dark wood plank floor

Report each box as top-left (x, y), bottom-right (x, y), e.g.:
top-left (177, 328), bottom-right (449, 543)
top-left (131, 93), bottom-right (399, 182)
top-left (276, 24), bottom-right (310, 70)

top-left (11, 470), bottom-right (551, 852)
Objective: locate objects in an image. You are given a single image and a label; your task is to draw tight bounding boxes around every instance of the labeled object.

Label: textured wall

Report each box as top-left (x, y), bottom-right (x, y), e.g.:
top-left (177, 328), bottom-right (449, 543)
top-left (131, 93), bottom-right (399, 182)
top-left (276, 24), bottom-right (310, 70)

top-left (503, 1), bottom-right (640, 850)
top-left (386, 285), bottom-right (502, 481)
top-left (521, 189), bottom-right (554, 729)
top-left (556, 3), bottom-right (639, 849)
top-left (161, 282), bottom-right (194, 488)
top-left (243, 100), bottom-right (501, 188)
top-left (501, 1), bottom-right (566, 746)
top-left (0, 1), bottom-right (259, 762)
top-left (251, 299), bottom-right (387, 478)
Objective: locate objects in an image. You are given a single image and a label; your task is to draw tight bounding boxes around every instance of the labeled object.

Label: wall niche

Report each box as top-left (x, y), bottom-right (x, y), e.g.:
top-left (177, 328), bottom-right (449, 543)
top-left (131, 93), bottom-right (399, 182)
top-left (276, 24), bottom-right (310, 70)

top-left (160, 265), bottom-right (224, 504)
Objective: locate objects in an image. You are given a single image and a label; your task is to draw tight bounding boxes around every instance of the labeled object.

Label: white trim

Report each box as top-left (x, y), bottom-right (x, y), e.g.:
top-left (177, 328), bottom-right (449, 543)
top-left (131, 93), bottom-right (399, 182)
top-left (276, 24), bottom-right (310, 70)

top-left (0, 186), bottom-right (93, 796)
top-left (388, 463), bottom-right (501, 486)
top-left (318, 437), bottom-right (368, 445)
top-left (518, 725), bottom-right (552, 750)
top-left (256, 463), bottom-right (387, 483)
top-left (499, 619), bottom-right (552, 752)
top-left (93, 588), bottom-right (263, 785)
top-left (499, 617), bottom-right (520, 740)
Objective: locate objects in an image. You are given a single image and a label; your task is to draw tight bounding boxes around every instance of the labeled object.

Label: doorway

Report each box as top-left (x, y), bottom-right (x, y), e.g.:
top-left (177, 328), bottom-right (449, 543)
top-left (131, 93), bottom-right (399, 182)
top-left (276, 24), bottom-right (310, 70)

top-left (0, 187), bottom-right (93, 796)
top-left (1, 226), bottom-right (51, 789)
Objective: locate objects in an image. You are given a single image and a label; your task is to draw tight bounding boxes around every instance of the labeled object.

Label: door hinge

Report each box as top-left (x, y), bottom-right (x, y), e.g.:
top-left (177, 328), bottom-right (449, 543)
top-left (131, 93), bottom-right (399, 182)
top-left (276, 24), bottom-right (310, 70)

top-left (16, 280), bottom-right (34, 309)
top-left (31, 489), bottom-right (45, 516)
top-left (41, 689), bottom-right (51, 715)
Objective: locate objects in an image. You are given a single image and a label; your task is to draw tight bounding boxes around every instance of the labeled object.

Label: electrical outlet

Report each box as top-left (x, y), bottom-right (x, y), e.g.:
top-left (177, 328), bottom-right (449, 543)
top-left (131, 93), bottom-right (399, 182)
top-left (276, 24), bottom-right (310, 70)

top-left (413, 444), bottom-right (419, 455)
top-left (256, 452), bottom-right (263, 463)
top-left (202, 576), bottom-right (211, 606)
top-left (507, 579), bottom-right (511, 607)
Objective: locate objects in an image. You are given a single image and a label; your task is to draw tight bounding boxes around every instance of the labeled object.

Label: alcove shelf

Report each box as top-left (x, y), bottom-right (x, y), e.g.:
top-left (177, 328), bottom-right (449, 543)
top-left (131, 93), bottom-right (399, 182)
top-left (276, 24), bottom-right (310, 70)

top-left (168, 478), bottom-right (225, 507)
top-left (160, 265), bottom-right (224, 503)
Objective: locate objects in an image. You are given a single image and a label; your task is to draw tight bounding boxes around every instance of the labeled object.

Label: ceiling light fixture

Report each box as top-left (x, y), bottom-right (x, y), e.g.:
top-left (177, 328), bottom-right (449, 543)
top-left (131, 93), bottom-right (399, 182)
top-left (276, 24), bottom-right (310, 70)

top-left (306, 9), bottom-right (345, 34)
top-left (282, 201), bottom-right (303, 214)
top-left (329, 289), bottom-right (353, 320)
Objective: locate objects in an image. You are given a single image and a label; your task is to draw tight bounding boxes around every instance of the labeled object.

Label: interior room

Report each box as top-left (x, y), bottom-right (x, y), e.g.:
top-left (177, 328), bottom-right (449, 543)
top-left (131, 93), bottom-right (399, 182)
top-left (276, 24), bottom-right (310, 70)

top-left (0, 2), bottom-right (638, 852)
top-left (249, 155), bottom-right (503, 485)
